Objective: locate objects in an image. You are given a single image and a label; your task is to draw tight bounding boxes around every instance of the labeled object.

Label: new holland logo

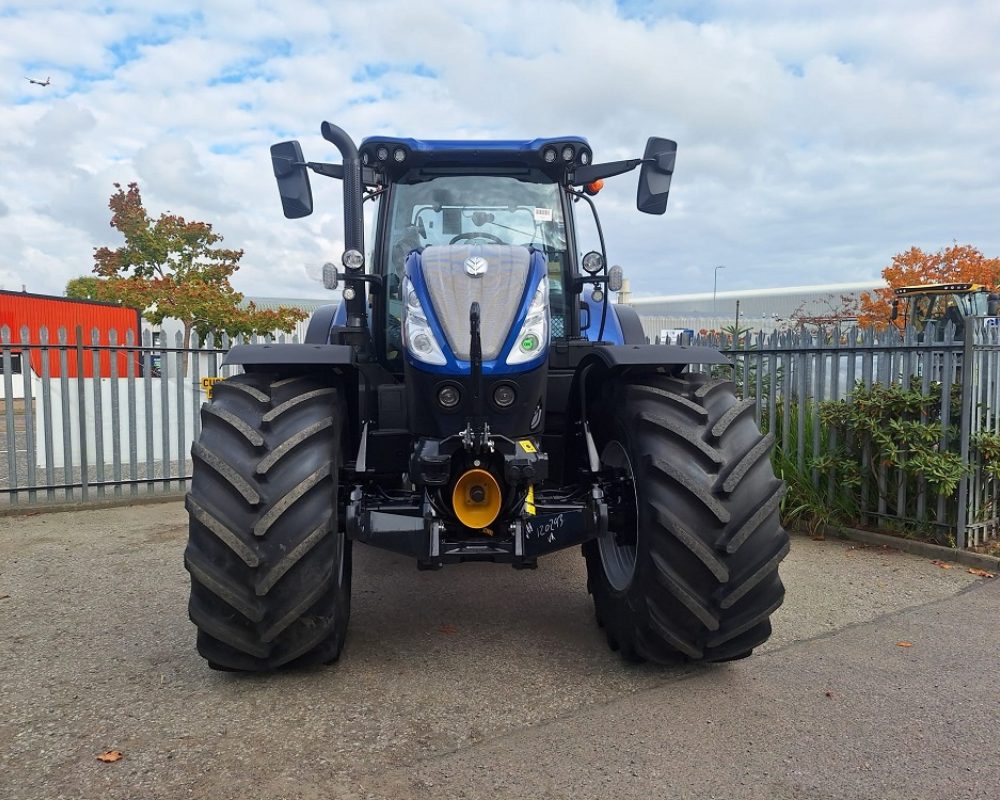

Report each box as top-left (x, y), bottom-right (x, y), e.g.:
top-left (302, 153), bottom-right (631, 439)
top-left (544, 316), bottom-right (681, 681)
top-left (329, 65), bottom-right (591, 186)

top-left (464, 256), bottom-right (488, 277)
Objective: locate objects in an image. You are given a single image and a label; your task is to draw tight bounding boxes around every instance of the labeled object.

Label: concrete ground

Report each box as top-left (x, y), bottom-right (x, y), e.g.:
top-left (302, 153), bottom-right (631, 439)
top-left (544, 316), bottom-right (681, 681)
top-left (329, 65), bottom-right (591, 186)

top-left (0, 502), bottom-right (996, 800)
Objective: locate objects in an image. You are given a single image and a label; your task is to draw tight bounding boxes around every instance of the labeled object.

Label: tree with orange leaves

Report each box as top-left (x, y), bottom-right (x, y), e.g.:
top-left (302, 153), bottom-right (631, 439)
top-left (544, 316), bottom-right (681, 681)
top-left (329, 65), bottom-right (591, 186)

top-left (70, 182), bottom-right (306, 351)
top-left (857, 244), bottom-right (1000, 329)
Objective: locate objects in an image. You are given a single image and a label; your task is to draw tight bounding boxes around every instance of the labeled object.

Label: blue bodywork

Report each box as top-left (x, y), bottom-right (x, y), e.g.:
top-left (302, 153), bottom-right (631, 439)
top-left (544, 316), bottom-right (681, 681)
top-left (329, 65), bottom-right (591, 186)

top-left (404, 248), bottom-right (549, 376)
top-left (361, 136), bottom-right (589, 157)
top-left (357, 136), bottom-right (593, 180)
top-left (326, 276), bottom-right (627, 348)
top-left (580, 291), bottom-right (626, 345)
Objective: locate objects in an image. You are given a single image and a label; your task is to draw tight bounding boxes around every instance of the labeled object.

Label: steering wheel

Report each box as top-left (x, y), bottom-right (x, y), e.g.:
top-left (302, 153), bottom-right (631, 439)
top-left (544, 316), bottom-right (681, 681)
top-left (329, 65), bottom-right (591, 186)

top-left (449, 232), bottom-right (505, 245)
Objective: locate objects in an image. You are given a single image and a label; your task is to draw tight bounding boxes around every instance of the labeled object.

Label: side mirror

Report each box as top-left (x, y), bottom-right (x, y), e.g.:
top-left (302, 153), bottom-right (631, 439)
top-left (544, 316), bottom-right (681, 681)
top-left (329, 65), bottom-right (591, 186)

top-left (270, 140), bottom-right (313, 219)
top-left (608, 265), bottom-right (624, 293)
top-left (890, 298), bottom-right (899, 321)
top-left (636, 137), bottom-right (676, 215)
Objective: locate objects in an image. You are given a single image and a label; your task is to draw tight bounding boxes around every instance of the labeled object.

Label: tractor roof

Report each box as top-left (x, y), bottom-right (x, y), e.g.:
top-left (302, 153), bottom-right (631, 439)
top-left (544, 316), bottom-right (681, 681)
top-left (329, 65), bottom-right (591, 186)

top-left (894, 283), bottom-right (986, 296)
top-left (358, 136), bottom-right (592, 181)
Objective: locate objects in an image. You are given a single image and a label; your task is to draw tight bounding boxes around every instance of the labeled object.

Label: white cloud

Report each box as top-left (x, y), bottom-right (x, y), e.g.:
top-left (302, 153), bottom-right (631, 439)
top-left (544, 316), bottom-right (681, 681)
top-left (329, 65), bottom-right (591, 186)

top-left (0, 0), bottom-right (999, 302)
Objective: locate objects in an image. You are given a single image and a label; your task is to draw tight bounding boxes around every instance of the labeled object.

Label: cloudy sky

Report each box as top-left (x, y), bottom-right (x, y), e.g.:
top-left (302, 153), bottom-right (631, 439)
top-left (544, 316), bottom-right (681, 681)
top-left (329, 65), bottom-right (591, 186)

top-left (2, 0), bottom-right (999, 301)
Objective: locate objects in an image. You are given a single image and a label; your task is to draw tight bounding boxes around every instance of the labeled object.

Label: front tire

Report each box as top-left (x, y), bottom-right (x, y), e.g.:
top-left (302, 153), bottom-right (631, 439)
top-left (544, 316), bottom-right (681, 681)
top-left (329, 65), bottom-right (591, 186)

top-left (184, 373), bottom-right (351, 671)
top-left (585, 372), bottom-right (788, 663)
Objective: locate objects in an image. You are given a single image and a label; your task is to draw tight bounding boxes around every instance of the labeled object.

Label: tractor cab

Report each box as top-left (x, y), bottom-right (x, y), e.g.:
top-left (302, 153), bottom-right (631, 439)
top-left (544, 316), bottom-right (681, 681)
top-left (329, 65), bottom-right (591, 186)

top-left (891, 283), bottom-right (1000, 339)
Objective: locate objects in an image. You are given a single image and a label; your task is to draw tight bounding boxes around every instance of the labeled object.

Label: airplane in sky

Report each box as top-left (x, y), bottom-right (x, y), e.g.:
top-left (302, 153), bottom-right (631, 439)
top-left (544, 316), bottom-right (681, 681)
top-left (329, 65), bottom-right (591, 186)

top-left (25, 76), bottom-right (50, 87)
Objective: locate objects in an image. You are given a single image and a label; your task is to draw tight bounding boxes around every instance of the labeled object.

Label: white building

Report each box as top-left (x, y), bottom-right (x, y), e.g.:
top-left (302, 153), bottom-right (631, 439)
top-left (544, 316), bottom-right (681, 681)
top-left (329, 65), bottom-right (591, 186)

top-left (626, 280), bottom-right (883, 338)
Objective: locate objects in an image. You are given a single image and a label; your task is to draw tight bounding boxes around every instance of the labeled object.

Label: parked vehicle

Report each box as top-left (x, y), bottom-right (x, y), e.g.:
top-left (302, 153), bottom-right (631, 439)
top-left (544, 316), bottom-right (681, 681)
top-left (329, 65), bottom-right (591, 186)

top-left (891, 283), bottom-right (1000, 339)
top-left (184, 123), bottom-right (789, 672)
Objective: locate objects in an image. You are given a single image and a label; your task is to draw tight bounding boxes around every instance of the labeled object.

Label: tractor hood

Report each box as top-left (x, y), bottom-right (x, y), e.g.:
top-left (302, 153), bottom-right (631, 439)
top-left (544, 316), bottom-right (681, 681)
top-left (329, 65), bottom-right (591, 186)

top-left (402, 244), bottom-right (548, 374)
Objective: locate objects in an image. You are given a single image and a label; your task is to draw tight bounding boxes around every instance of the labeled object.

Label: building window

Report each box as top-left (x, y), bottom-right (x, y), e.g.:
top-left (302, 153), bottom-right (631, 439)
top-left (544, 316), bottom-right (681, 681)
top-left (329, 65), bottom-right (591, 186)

top-left (2, 352), bottom-right (22, 374)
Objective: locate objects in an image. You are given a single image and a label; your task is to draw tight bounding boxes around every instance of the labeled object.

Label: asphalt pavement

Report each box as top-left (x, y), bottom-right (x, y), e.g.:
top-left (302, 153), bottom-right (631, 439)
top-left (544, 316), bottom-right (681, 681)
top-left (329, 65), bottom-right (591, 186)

top-left (0, 502), bottom-right (996, 799)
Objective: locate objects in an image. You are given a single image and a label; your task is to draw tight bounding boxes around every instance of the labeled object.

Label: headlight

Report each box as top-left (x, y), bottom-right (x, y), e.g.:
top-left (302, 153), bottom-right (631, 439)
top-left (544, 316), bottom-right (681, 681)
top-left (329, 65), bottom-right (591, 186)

top-left (403, 278), bottom-right (447, 366)
top-left (507, 277), bottom-right (549, 365)
top-left (342, 249), bottom-right (364, 270)
top-left (581, 250), bottom-right (604, 274)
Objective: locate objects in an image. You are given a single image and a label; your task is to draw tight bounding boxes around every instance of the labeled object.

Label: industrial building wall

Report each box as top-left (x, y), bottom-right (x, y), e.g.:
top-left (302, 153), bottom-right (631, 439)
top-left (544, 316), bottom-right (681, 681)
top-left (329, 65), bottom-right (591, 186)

top-left (627, 281), bottom-right (882, 329)
top-left (0, 291), bottom-right (142, 378)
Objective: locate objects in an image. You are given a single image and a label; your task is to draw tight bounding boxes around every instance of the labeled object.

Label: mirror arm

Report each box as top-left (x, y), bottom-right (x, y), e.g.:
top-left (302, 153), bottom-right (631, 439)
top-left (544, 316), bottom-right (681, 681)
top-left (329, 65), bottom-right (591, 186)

top-left (307, 161), bottom-right (379, 187)
top-left (307, 161), bottom-right (342, 179)
top-left (570, 159), bottom-right (644, 185)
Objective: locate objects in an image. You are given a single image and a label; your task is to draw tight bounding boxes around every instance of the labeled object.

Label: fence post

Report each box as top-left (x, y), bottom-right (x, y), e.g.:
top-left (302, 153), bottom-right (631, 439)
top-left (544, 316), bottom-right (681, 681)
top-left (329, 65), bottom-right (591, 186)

top-left (2, 326), bottom-right (17, 504)
top-left (109, 329), bottom-right (122, 497)
top-left (126, 328), bottom-right (138, 496)
top-left (56, 327), bottom-right (73, 501)
top-left (75, 326), bottom-right (89, 501)
top-left (955, 320), bottom-right (976, 548)
top-left (90, 328), bottom-right (105, 498)
top-left (40, 326), bottom-right (55, 502)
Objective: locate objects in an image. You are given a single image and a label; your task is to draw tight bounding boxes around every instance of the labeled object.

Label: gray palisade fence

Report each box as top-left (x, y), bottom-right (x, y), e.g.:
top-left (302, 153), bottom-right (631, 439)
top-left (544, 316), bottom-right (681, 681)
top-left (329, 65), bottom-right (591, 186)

top-left (0, 326), bottom-right (278, 506)
top-left (2, 320), bottom-right (998, 549)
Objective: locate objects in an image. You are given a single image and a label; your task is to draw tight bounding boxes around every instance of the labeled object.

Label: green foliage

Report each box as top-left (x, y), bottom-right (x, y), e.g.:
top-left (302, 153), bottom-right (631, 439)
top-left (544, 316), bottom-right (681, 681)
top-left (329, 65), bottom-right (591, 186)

top-left (819, 382), bottom-right (966, 497)
top-left (972, 430), bottom-right (1000, 481)
top-left (771, 401), bottom-right (859, 535)
top-left (65, 275), bottom-right (111, 302)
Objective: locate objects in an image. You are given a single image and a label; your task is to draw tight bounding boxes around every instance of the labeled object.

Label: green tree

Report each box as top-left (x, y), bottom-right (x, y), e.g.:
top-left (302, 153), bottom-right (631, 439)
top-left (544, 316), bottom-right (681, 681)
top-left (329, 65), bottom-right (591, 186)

top-left (65, 275), bottom-right (111, 302)
top-left (90, 181), bottom-right (307, 350)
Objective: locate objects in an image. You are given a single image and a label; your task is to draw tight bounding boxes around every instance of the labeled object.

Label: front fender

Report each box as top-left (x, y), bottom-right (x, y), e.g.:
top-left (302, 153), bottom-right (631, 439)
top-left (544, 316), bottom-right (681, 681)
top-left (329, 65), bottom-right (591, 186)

top-left (223, 343), bottom-right (355, 368)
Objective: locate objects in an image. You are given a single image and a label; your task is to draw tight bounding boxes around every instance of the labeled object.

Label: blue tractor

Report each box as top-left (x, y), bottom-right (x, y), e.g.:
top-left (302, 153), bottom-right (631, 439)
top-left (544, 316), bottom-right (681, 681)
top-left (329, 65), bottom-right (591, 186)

top-left (184, 122), bottom-right (789, 671)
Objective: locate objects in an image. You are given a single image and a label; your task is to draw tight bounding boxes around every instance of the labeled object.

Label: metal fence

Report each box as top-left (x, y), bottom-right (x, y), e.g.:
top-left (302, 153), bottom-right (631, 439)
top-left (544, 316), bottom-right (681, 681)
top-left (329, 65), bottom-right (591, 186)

top-left (3, 321), bottom-right (998, 549)
top-left (690, 321), bottom-right (999, 548)
top-left (1, 325), bottom-right (251, 507)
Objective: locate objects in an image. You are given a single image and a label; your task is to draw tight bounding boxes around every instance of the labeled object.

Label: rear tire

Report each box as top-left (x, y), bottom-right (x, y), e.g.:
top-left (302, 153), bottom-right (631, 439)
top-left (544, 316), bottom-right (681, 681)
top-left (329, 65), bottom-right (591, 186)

top-left (185, 373), bottom-right (351, 671)
top-left (584, 372), bottom-right (788, 663)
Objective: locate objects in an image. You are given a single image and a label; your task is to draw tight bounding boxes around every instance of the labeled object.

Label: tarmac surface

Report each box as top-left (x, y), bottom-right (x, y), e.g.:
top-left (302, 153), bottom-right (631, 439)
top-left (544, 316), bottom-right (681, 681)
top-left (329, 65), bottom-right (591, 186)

top-left (0, 502), bottom-right (997, 799)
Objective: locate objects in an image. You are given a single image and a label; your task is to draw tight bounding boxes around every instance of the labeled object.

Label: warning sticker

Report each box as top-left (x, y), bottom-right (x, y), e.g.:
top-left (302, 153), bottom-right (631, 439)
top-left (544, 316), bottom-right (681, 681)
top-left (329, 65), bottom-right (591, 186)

top-left (201, 376), bottom-right (222, 398)
top-left (533, 208), bottom-right (553, 223)
top-left (519, 439), bottom-right (537, 453)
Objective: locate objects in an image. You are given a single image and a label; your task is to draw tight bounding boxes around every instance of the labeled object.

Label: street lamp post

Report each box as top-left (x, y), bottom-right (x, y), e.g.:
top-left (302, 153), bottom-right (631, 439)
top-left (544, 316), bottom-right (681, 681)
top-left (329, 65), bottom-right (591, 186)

top-left (713, 265), bottom-right (726, 318)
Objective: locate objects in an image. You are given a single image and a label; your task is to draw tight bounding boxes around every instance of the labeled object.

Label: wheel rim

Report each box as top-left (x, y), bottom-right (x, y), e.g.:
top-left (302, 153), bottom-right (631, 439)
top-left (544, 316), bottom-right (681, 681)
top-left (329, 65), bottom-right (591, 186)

top-left (598, 440), bottom-right (639, 592)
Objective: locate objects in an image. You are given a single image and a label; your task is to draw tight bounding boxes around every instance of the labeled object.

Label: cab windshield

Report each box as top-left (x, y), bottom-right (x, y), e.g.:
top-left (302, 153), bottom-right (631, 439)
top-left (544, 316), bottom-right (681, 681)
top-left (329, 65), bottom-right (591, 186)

top-left (912, 291), bottom-right (988, 325)
top-left (383, 175), bottom-right (570, 361)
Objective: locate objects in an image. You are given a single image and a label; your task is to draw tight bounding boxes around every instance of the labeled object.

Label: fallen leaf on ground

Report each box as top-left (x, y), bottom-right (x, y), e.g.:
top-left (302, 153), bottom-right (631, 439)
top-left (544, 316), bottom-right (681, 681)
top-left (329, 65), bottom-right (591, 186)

top-left (968, 568), bottom-right (996, 578)
top-left (896, 641), bottom-right (913, 648)
top-left (0, 594), bottom-right (10, 600)
top-left (438, 624), bottom-right (457, 635)
top-left (931, 560), bottom-right (953, 569)
top-left (97, 750), bottom-right (123, 763)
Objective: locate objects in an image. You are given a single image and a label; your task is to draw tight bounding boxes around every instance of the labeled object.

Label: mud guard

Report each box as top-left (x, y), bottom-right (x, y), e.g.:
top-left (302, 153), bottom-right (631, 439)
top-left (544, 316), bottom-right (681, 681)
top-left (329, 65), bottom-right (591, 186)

top-left (558, 340), bottom-right (732, 478)
top-left (304, 304), bottom-right (339, 343)
top-left (222, 342), bottom-right (355, 368)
